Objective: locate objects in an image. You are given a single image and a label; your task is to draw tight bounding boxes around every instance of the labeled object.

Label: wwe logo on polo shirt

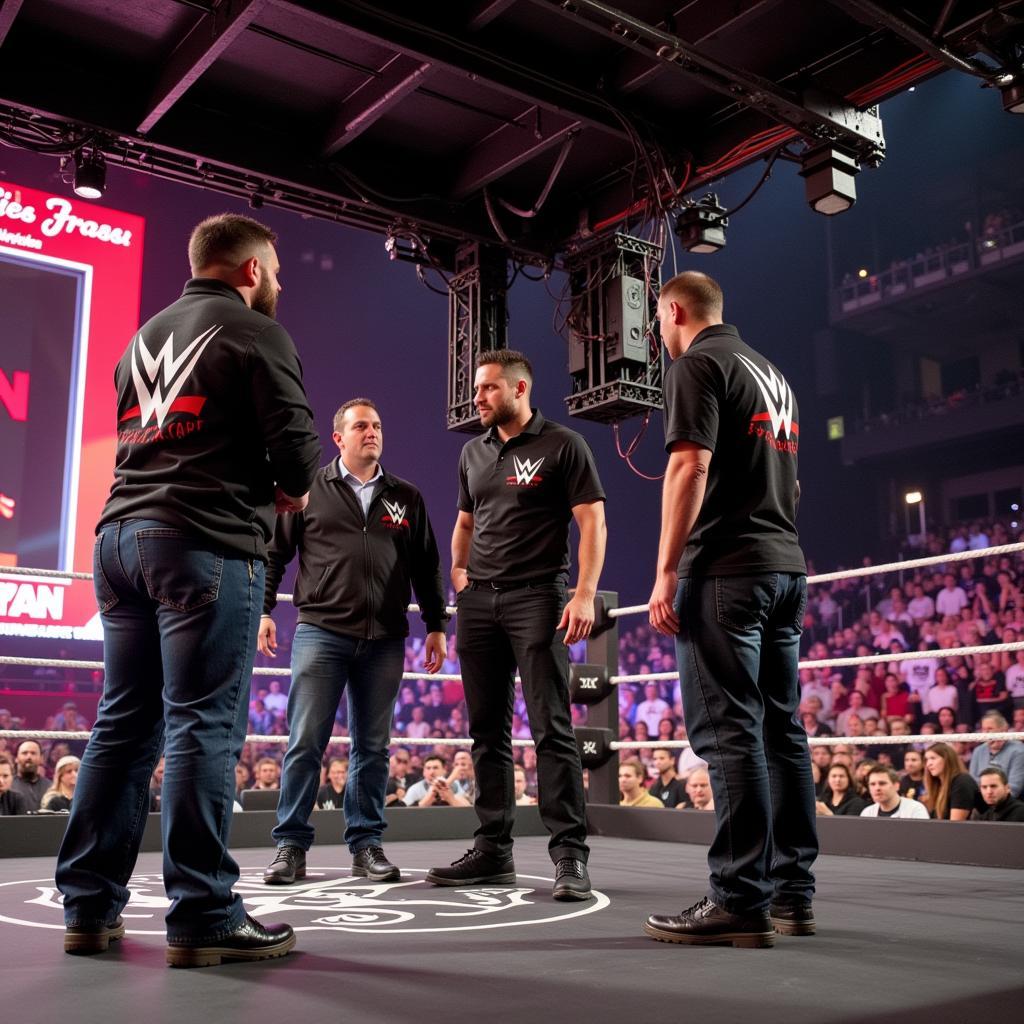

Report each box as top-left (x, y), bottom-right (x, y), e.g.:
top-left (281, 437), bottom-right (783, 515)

top-left (381, 499), bottom-right (408, 528)
top-left (508, 455), bottom-right (545, 487)
top-left (127, 326), bottom-right (220, 427)
top-left (736, 352), bottom-right (799, 453)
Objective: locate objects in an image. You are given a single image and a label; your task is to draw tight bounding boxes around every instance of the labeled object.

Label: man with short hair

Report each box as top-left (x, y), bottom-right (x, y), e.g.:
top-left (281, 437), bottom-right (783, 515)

top-left (619, 762), bottom-right (664, 807)
top-left (635, 682), bottom-right (672, 735)
top-left (316, 758), bottom-right (348, 810)
top-left (649, 748), bottom-right (687, 808)
top-left (514, 766), bottom-right (536, 806)
top-left (645, 272), bottom-right (815, 948)
top-left (968, 711), bottom-right (1024, 797)
top-left (430, 350), bottom-right (606, 901)
top-left (55, 213), bottom-right (320, 967)
top-left (385, 748), bottom-right (419, 806)
top-left (679, 768), bottom-right (715, 811)
top-left (260, 398), bottom-right (447, 886)
top-left (404, 756), bottom-right (471, 807)
top-left (936, 574), bottom-right (969, 618)
top-left (12, 740), bottom-right (48, 811)
top-left (250, 758), bottom-right (281, 790)
top-left (860, 767), bottom-right (929, 818)
top-left (0, 755), bottom-right (29, 815)
top-left (977, 766), bottom-right (1024, 821)
top-left (898, 750), bottom-right (926, 801)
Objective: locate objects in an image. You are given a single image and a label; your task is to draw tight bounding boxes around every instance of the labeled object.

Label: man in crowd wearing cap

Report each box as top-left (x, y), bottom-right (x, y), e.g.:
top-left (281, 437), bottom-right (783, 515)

top-left (12, 739), bottom-right (48, 811)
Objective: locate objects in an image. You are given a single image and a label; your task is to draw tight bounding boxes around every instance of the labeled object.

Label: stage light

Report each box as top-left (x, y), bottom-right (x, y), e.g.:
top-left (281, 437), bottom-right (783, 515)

top-left (858, 268), bottom-right (869, 279)
top-left (73, 150), bottom-right (106, 199)
top-left (674, 193), bottom-right (728, 254)
top-left (1001, 81), bottom-right (1024, 114)
top-left (799, 146), bottom-right (858, 216)
top-left (905, 491), bottom-right (922, 505)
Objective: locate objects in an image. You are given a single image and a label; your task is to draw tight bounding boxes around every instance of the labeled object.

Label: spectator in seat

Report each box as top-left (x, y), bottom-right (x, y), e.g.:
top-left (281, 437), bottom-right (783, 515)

top-left (448, 750), bottom-right (476, 804)
top-left (977, 766), bottom-right (1024, 822)
top-left (235, 762), bottom-right (251, 801)
top-left (922, 742), bottom-right (980, 820)
top-left (836, 691), bottom-right (879, 736)
top-left (816, 763), bottom-right (868, 817)
top-left (12, 740), bottom-right (48, 812)
top-left (316, 757), bottom-right (348, 810)
top-left (263, 679), bottom-right (288, 717)
top-left (679, 768), bottom-right (714, 811)
top-left (648, 747), bottom-right (687, 808)
top-left (924, 669), bottom-right (959, 717)
top-left (899, 750), bottom-right (927, 802)
top-left (0, 755), bottom-right (28, 815)
top-left (249, 699), bottom-right (274, 736)
top-left (810, 746), bottom-right (833, 798)
top-left (970, 663), bottom-right (1010, 718)
top-left (250, 757), bottom-right (281, 790)
top-left (514, 766), bottom-right (536, 806)
top-left (619, 761), bottom-right (663, 807)
top-left (935, 574), bottom-right (969, 618)
top-left (968, 712), bottom-right (1024, 797)
top-left (405, 705), bottom-right (431, 740)
top-left (860, 766), bottom-right (929, 819)
top-left (635, 682), bottom-right (671, 735)
top-left (880, 674), bottom-right (912, 722)
top-left (41, 755), bottom-right (81, 812)
top-left (404, 755), bottom-right (470, 807)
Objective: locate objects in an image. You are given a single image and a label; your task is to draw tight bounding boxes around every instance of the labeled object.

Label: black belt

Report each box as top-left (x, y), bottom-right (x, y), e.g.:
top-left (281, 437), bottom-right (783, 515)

top-left (469, 577), bottom-right (561, 591)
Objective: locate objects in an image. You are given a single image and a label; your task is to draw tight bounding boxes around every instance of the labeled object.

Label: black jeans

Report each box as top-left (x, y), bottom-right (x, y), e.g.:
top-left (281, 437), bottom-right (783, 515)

top-left (674, 573), bottom-right (818, 913)
top-left (456, 582), bottom-right (588, 863)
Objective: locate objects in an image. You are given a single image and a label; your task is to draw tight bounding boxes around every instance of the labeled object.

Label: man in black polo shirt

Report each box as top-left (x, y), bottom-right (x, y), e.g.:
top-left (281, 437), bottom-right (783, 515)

top-left (427, 350), bottom-right (606, 900)
top-left (643, 272), bottom-right (817, 949)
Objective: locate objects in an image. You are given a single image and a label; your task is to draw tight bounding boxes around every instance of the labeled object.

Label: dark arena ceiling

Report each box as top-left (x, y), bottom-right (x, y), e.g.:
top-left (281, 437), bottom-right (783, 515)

top-left (0, 0), bottom-right (1022, 264)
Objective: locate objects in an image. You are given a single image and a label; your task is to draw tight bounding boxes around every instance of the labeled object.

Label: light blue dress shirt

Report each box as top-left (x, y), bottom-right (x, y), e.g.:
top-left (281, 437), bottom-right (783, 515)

top-left (339, 457), bottom-right (383, 519)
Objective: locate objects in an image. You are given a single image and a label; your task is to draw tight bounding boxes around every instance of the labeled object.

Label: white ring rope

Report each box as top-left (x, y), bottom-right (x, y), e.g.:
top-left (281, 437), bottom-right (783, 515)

top-left (606, 542), bottom-right (1024, 618)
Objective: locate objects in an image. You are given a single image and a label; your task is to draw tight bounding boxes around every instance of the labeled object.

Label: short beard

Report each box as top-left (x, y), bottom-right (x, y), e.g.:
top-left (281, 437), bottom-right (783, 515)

top-left (482, 394), bottom-right (517, 427)
top-left (252, 276), bottom-right (278, 318)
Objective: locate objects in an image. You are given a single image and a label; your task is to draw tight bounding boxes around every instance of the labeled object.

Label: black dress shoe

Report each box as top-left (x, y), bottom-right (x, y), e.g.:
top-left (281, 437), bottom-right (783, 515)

top-left (166, 914), bottom-right (296, 968)
top-left (644, 897), bottom-right (775, 948)
top-left (552, 857), bottom-right (592, 901)
top-left (263, 845), bottom-right (306, 885)
top-left (426, 848), bottom-right (516, 886)
top-left (64, 916), bottom-right (126, 955)
top-left (770, 901), bottom-right (815, 935)
top-left (352, 845), bottom-right (400, 882)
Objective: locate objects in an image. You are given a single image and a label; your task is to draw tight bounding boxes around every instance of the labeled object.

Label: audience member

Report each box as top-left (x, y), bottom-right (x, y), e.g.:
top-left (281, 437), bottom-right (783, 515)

top-left (619, 761), bottom-right (663, 807)
top-left (251, 757), bottom-right (281, 791)
top-left (678, 768), bottom-right (714, 811)
top-left (922, 742), bottom-right (981, 821)
top-left (859, 766), bottom-right (929, 818)
top-left (648, 748), bottom-right (687, 808)
top-left (11, 740), bottom-right (48, 811)
top-left (977, 766), bottom-right (1024, 822)
top-left (316, 757), bottom-right (348, 810)
top-left (0, 755), bottom-right (28, 815)
top-left (899, 750), bottom-right (927, 802)
top-left (817, 763), bottom-right (869, 817)
top-left (514, 766), bottom-right (537, 806)
top-left (967, 712), bottom-right (1024, 797)
top-left (40, 755), bottom-right (80, 812)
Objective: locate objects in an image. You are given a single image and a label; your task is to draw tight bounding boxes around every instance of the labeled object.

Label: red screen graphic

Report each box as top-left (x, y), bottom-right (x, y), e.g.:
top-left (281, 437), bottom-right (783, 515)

top-left (0, 180), bottom-right (145, 640)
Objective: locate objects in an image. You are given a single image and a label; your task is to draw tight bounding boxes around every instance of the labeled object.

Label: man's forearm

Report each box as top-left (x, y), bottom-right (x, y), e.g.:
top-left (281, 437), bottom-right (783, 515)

top-left (451, 520), bottom-right (472, 583)
top-left (657, 457), bottom-right (708, 574)
top-left (575, 512), bottom-right (606, 597)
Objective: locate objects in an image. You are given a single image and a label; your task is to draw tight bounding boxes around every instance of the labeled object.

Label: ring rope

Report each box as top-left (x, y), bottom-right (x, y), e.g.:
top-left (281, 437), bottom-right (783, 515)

top-left (0, 729), bottom-right (535, 747)
top-left (606, 542), bottom-right (1024, 618)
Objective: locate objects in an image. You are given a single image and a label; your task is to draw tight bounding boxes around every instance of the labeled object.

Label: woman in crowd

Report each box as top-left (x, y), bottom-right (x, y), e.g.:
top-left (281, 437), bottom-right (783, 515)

top-left (39, 754), bottom-right (79, 812)
top-left (934, 706), bottom-right (959, 734)
top-left (880, 673), bottom-right (913, 721)
top-left (921, 742), bottom-right (981, 820)
top-left (816, 763), bottom-right (869, 816)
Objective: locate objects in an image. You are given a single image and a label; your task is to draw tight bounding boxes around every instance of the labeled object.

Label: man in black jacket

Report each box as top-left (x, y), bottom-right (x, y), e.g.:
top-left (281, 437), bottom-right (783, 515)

top-left (260, 398), bottom-right (448, 885)
top-left (55, 213), bottom-right (321, 967)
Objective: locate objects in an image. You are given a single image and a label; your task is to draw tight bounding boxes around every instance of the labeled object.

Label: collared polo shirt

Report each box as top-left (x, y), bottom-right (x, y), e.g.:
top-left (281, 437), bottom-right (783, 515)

top-left (457, 409), bottom-right (605, 584)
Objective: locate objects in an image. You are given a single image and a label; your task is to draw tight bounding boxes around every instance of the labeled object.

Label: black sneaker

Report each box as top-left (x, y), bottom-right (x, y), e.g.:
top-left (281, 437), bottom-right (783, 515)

top-left (643, 897), bottom-right (775, 948)
top-left (263, 845), bottom-right (306, 885)
top-left (426, 848), bottom-right (516, 886)
top-left (352, 845), bottom-right (400, 882)
top-left (770, 902), bottom-right (815, 935)
top-left (166, 914), bottom-right (296, 968)
top-left (64, 916), bottom-right (126, 955)
top-left (552, 857), bottom-right (592, 901)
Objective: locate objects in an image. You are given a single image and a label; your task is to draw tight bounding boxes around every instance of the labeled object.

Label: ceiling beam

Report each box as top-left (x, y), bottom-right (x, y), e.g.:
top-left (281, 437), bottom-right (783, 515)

top-left (323, 53), bottom-right (434, 155)
top-left (138, 0), bottom-right (270, 135)
top-left (0, 0), bottom-right (25, 48)
top-left (279, 0), bottom-right (633, 142)
top-left (466, 0), bottom-right (519, 32)
top-left (451, 105), bottom-right (579, 199)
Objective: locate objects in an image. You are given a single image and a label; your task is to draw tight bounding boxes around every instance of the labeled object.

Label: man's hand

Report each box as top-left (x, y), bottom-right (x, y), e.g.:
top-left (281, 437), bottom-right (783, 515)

top-left (451, 567), bottom-right (470, 594)
top-left (558, 591), bottom-right (596, 646)
top-left (423, 631), bottom-right (447, 674)
top-left (648, 569), bottom-right (680, 636)
top-left (275, 487), bottom-right (308, 514)
top-left (257, 615), bottom-right (277, 656)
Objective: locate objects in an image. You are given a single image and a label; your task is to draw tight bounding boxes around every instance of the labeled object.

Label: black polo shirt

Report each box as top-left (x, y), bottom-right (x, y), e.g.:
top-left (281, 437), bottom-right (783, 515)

top-left (663, 324), bottom-right (806, 578)
top-left (458, 409), bottom-right (606, 583)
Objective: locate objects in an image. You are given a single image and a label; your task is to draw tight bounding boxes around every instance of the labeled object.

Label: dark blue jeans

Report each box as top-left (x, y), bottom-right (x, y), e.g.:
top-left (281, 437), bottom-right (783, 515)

top-left (674, 573), bottom-right (817, 913)
top-left (457, 582), bottom-right (588, 863)
top-left (56, 519), bottom-right (263, 941)
top-left (272, 623), bottom-right (405, 853)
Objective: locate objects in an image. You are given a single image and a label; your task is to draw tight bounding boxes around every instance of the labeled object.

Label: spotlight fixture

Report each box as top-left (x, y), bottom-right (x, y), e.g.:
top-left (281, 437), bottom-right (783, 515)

top-left (674, 193), bottom-right (728, 254)
top-left (72, 149), bottom-right (106, 200)
top-left (1001, 81), bottom-right (1024, 114)
top-left (799, 145), bottom-right (858, 216)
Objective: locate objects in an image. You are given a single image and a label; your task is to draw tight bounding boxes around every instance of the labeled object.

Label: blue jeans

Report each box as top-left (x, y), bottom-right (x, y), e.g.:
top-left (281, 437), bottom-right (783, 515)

top-left (56, 519), bottom-right (263, 941)
top-left (273, 623), bottom-right (405, 853)
top-left (674, 573), bottom-right (818, 913)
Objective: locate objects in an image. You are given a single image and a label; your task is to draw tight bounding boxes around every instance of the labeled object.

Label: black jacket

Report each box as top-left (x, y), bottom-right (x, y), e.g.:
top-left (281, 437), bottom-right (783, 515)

top-left (264, 460), bottom-right (448, 638)
top-left (979, 796), bottom-right (1024, 822)
top-left (99, 279), bottom-right (321, 560)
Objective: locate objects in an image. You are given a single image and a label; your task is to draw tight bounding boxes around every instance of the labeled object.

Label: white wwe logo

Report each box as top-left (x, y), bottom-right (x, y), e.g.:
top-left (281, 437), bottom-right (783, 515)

top-left (382, 499), bottom-right (407, 524)
top-left (736, 352), bottom-right (796, 439)
top-left (131, 325), bottom-right (220, 427)
top-left (512, 455), bottom-right (545, 485)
